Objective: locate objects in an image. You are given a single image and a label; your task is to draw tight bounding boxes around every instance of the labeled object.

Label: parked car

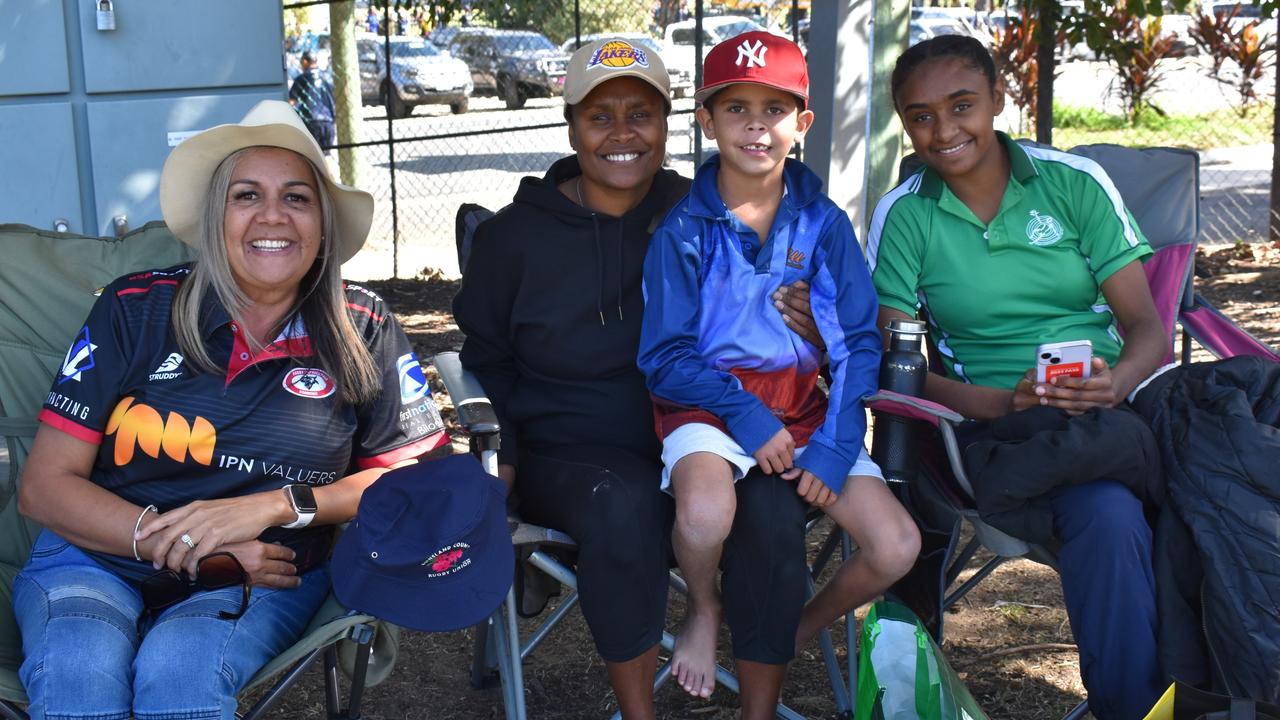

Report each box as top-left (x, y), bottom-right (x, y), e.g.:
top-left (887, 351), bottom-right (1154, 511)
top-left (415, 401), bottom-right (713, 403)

top-left (448, 29), bottom-right (570, 109)
top-left (909, 17), bottom-right (971, 47)
top-left (558, 33), bottom-right (693, 99)
top-left (427, 25), bottom-right (463, 50)
top-left (357, 36), bottom-right (473, 117)
top-left (912, 6), bottom-right (995, 45)
top-left (1206, 1), bottom-right (1277, 45)
top-left (662, 15), bottom-right (769, 99)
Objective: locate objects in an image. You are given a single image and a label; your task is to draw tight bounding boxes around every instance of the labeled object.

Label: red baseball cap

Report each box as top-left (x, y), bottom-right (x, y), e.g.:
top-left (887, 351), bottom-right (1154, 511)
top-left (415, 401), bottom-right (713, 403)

top-left (695, 30), bottom-right (808, 108)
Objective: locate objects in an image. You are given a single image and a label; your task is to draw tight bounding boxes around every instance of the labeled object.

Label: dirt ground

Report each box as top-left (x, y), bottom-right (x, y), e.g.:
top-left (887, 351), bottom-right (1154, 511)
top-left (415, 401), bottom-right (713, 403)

top-left (260, 243), bottom-right (1280, 720)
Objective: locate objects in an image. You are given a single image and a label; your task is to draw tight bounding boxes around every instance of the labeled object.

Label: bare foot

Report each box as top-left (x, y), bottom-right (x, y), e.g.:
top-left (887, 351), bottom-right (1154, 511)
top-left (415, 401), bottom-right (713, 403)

top-left (671, 603), bottom-right (721, 699)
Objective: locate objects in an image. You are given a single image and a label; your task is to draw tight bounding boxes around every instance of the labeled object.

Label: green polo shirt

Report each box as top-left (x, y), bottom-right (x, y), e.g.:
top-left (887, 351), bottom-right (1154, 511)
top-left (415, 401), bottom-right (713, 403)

top-left (867, 133), bottom-right (1152, 390)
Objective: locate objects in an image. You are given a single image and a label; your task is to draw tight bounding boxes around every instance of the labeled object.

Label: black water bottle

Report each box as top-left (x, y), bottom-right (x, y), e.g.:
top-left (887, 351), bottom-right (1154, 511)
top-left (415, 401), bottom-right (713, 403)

top-left (871, 319), bottom-right (929, 483)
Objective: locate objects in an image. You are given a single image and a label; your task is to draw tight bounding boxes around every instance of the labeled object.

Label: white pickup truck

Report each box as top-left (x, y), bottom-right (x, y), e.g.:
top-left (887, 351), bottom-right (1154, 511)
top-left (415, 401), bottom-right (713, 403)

top-left (662, 15), bottom-right (769, 98)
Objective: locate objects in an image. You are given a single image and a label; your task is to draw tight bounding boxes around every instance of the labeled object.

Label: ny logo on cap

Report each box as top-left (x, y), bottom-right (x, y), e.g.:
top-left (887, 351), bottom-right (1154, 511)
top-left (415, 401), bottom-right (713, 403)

top-left (736, 38), bottom-right (767, 68)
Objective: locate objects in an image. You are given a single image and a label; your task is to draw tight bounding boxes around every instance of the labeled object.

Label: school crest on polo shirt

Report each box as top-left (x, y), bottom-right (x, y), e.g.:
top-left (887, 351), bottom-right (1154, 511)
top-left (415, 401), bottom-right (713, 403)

top-left (1025, 209), bottom-right (1064, 247)
top-left (283, 368), bottom-right (336, 398)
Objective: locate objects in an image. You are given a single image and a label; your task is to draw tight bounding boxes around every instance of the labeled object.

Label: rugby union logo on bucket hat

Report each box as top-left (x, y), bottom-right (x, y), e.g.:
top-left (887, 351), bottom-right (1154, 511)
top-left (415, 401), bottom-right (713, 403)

top-left (331, 454), bottom-right (513, 632)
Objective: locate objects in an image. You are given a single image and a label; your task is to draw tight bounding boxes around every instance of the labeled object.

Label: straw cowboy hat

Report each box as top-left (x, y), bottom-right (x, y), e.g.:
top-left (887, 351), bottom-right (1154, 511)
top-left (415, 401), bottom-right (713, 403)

top-left (159, 100), bottom-right (374, 264)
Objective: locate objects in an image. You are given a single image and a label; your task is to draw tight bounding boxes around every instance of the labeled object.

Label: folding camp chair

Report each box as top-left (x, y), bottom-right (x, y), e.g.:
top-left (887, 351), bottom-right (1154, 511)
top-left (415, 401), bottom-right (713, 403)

top-left (444, 203), bottom-right (864, 719)
top-left (0, 223), bottom-right (390, 720)
top-left (871, 143), bottom-right (1277, 720)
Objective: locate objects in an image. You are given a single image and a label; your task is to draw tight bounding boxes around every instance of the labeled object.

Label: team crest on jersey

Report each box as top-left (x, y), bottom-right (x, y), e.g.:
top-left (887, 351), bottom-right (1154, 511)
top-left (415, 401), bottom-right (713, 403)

top-left (397, 352), bottom-right (430, 404)
top-left (59, 326), bottom-right (97, 385)
top-left (283, 368), bottom-right (336, 398)
top-left (1025, 209), bottom-right (1064, 247)
top-left (588, 40), bottom-right (648, 70)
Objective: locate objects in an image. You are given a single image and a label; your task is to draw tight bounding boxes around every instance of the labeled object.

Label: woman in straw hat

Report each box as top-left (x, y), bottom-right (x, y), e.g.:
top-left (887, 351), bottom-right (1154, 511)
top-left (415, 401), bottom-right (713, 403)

top-left (14, 100), bottom-right (447, 717)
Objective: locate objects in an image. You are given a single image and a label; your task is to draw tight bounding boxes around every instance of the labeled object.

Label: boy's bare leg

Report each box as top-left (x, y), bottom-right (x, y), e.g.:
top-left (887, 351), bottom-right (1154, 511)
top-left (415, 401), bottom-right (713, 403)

top-left (670, 451), bottom-right (737, 699)
top-left (795, 474), bottom-right (921, 650)
top-left (605, 645), bottom-right (660, 720)
top-left (736, 660), bottom-right (787, 720)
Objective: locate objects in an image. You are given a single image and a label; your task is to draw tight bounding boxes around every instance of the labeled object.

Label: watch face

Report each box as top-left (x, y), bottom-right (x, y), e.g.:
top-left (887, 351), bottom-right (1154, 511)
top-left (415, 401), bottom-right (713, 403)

top-left (288, 485), bottom-right (318, 514)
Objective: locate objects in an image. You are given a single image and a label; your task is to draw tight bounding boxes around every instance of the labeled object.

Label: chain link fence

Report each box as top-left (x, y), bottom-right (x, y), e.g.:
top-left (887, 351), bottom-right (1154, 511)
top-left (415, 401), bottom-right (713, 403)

top-left (286, 2), bottom-right (1276, 278)
top-left (985, 6), bottom-right (1276, 247)
top-left (283, 0), bottom-right (809, 279)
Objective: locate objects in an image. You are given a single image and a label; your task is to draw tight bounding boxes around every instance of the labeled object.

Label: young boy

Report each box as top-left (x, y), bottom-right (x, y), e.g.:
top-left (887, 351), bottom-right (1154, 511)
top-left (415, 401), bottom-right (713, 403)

top-left (637, 31), bottom-right (920, 702)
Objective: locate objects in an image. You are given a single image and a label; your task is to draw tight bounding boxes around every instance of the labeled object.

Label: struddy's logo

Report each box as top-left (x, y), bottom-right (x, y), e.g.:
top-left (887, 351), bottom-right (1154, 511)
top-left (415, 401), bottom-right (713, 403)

top-left (1025, 209), bottom-right (1065, 247)
top-left (59, 326), bottom-right (97, 384)
top-left (588, 40), bottom-right (649, 69)
top-left (283, 368), bottom-right (336, 398)
top-left (423, 542), bottom-right (472, 577)
top-left (149, 353), bottom-right (184, 382)
top-left (736, 38), bottom-right (768, 68)
top-left (397, 352), bottom-right (430, 404)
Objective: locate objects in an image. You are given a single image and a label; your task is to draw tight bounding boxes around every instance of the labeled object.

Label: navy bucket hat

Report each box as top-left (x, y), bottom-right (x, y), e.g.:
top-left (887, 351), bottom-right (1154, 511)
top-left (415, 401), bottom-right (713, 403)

top-left (331, 454), bottom-right (513, 632)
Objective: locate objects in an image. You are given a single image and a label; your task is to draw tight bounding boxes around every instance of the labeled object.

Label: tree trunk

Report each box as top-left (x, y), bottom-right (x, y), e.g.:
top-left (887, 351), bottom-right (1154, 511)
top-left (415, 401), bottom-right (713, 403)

top-left (329, 1), bottom-right (363, 188)
top-left (1035, 0), bottom-right (1057, 146)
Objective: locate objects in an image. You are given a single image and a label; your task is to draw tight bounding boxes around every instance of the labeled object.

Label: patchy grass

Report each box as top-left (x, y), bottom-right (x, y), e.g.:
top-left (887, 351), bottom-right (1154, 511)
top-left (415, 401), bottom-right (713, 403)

top-left (1052, 102), bottom-right (1274, 149)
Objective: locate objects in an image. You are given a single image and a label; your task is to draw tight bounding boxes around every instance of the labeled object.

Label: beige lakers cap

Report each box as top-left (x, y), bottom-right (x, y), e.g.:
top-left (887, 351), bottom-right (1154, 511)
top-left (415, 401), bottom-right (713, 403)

top-left (563, 37), bottom-right (671, 106)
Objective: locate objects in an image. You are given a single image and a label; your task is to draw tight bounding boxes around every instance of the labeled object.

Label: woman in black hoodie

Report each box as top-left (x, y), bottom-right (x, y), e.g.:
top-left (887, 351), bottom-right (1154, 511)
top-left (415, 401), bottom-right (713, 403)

top-left (453, 39), bottom-right (819, 719)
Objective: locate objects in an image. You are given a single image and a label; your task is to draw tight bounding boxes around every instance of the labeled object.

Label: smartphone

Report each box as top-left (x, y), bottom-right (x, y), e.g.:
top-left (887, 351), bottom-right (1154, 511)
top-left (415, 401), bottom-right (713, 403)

top-left (1035, 340), bottom-right (1093, 384)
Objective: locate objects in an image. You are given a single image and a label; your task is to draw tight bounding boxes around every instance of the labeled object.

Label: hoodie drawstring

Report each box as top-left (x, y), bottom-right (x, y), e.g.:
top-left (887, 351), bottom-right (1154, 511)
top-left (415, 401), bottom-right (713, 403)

top-left (590, 213), bottom-right (605, 326)
top-left (616, 222), bottom-right (624, 321)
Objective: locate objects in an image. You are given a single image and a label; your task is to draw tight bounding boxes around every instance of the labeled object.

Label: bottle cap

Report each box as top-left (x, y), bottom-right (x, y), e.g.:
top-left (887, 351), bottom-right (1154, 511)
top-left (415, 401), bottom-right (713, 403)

top-left (887, 319), bottom-right (928, 336)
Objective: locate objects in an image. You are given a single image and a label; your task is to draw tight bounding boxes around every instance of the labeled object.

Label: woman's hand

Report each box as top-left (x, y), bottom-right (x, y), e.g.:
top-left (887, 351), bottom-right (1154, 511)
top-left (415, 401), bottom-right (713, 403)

top-left (138, 494), bottom-right (287, 575)
top-left (1023, 357), bottom-right (1124, 414)
top-left (773, 281), bottom-right (824, 349)
top-left (218, 540), bottom-right (301, 589)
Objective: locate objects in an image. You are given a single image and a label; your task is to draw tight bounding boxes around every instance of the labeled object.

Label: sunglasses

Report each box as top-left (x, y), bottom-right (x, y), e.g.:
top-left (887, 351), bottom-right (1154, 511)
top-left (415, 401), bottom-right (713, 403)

top-left (140, 552), bottom-right (250, 624)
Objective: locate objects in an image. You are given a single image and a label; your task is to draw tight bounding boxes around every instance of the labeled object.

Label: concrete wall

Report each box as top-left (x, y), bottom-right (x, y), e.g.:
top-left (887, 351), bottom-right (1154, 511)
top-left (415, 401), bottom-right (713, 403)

top-left (0, 0), bottom-right (285, 236)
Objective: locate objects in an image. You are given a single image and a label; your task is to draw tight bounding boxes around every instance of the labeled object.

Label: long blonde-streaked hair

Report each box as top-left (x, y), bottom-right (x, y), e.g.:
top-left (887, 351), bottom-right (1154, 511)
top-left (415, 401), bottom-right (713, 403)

top-left (171, 147), bottom-right (380, 405)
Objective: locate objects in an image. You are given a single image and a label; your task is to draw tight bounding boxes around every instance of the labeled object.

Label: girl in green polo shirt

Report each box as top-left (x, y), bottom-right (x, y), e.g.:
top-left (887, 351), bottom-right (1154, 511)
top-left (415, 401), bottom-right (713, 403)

top-left (866, 35), bottom-right (1168, 720)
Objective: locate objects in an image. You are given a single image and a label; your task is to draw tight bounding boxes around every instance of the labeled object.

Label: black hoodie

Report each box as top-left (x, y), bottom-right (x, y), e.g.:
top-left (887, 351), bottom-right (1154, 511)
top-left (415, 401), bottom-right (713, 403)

top-left (453, 156), bottom-right (691, 466)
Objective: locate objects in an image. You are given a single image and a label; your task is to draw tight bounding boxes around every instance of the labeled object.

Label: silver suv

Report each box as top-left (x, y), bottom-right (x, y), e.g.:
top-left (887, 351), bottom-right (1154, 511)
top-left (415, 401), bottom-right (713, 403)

top-left (358, 36), bottom-right (474, 117)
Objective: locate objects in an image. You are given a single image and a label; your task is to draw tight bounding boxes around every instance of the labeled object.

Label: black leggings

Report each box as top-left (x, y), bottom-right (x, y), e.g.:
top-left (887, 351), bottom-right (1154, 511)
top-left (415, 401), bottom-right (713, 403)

top-left (517, 444), bottom-right (672, 662)
top-left (516, 446), bottom-right (809, 665)
top-left (721, 467), bottom-right (810, 664)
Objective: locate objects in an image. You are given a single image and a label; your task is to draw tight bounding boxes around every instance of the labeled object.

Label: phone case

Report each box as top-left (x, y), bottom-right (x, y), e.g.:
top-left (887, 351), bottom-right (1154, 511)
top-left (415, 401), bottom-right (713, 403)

top-left (1035, 340), bottom-right (1093, 383)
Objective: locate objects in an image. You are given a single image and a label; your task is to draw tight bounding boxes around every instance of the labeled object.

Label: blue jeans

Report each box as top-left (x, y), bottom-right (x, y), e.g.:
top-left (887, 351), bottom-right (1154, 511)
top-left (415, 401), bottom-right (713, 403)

top-left (13, 530), bottom-right (329, 720)
top-left (1051, 480), bottom-right (1163, 720)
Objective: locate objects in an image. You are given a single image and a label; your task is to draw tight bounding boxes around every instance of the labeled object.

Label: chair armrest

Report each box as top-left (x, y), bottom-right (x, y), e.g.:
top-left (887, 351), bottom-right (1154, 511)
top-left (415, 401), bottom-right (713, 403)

top-left (867, 390), bottom-right (976, 499)
top-left (432, 352), bottom-right (499, 437)
top-left (866, 390), bottom-right (964, 427)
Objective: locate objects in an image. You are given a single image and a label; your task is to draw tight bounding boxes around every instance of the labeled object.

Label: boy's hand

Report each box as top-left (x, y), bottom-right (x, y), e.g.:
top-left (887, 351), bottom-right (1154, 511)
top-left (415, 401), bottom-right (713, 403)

top-left (794, 470), bottom-right (837, 507)
top-left (753, 428), bottom-right (795, 475)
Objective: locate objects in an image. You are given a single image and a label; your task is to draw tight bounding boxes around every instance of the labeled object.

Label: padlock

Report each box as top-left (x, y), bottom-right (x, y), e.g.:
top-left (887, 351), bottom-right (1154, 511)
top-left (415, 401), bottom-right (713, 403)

top-left (96, 0), bottom-right (116, 31)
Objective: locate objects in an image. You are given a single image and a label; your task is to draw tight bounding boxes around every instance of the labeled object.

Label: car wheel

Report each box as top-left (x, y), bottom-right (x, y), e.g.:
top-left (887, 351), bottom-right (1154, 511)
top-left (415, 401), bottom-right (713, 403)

top-left (674, 86), bottom-right (688, 99)
top-left (501, 76), bottom-right (526, 110)
top-left (450, 96), bottom-right (469, 114)
top-left (385, 83), bottom-right (411, 119)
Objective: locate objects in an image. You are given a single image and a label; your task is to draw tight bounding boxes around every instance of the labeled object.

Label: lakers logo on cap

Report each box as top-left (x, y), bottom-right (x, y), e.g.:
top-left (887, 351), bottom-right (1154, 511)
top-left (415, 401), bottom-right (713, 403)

top-left (588, 40), bottom-right (648, 69)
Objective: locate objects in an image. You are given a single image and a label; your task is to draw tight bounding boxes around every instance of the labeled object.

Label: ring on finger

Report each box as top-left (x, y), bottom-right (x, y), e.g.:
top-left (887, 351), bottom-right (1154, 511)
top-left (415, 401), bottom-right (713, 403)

top-left (180, 533), bottom-right (196, 549)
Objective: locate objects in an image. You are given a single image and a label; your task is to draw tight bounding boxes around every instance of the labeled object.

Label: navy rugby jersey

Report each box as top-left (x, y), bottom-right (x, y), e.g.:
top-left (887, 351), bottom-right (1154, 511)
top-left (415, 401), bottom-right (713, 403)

top-left (40, 264), bottom-right (447, 580)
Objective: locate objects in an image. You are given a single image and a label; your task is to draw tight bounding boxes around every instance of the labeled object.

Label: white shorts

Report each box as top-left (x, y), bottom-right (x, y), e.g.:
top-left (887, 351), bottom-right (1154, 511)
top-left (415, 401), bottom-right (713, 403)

top-left (659, 422), bottom-right (884, 493)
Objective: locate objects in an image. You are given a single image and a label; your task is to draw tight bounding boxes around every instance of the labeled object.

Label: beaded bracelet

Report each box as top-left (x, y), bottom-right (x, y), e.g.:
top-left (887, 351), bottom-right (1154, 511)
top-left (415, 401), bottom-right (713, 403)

top-left (132, 504), bottom-right (157, 562)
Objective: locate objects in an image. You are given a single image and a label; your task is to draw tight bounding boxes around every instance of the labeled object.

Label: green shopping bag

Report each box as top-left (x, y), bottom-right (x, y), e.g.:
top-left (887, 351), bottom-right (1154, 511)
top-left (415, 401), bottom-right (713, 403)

top-left (855, 600), bottom-right (990, 720)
